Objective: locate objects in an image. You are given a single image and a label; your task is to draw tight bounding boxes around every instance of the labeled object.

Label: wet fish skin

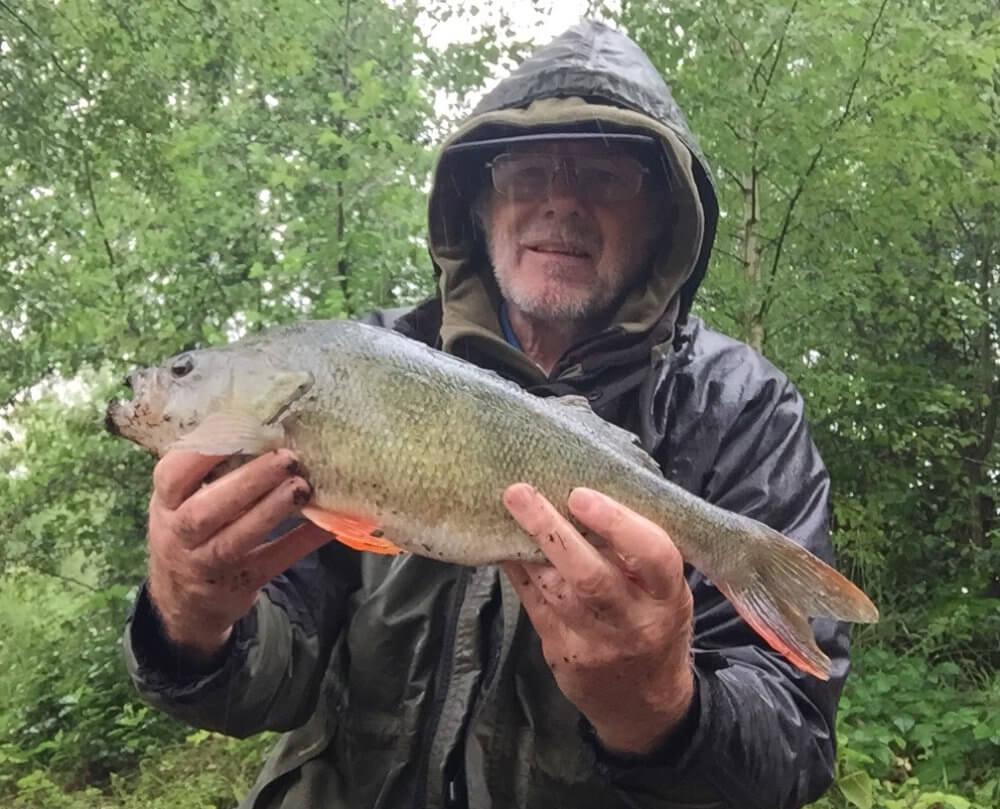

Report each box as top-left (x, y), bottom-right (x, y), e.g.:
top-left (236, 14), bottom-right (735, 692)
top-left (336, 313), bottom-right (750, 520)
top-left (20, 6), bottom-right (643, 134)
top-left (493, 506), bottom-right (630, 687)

top-left (107, 318), bottom-right (878, 679)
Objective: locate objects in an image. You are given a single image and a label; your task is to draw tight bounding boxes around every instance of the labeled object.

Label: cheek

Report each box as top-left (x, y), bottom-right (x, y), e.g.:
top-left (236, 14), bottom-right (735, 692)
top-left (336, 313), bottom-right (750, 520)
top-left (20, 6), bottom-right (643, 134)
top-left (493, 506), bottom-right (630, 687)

top-left (487, 210), bottom-right (521, 263)
top-left (490, 205), bottom-right (520, 241)
top-left (597, 207), bottom-right (649, 267)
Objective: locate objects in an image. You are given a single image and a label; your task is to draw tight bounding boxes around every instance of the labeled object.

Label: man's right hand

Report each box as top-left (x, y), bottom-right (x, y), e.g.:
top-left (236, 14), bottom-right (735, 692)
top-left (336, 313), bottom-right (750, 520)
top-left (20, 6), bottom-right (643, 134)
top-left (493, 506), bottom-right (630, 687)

top-left (146, 449), bottom-right (331, 664)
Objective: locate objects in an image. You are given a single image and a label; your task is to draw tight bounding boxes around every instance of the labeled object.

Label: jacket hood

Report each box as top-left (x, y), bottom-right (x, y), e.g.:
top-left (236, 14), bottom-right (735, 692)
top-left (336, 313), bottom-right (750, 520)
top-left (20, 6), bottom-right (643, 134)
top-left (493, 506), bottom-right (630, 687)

top-left (426, 19), bottom-right (719, 381)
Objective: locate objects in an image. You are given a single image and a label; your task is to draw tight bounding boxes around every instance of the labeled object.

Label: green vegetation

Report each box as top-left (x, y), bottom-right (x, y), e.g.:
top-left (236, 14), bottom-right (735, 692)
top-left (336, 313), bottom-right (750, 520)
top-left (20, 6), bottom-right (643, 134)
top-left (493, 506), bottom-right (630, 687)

top-left (2, 0), bottom-right (998, 806)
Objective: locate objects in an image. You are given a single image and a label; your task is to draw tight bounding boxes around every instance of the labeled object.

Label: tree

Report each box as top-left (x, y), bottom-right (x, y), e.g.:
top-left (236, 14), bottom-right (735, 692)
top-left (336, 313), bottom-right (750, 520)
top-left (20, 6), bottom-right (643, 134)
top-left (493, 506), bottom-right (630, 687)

top-left (611, 0), bottom-right (1000, 628)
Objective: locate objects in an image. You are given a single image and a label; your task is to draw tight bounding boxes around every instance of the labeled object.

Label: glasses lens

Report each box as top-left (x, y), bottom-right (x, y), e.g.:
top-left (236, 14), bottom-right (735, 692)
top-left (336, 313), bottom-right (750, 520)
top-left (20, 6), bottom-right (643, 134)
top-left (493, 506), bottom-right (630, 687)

top-left (574, 156), bottom-right (645, 202)
top-left (491, 154), bottom-right (556, 201)
top-left (490, 153), bottom-right (646, 202)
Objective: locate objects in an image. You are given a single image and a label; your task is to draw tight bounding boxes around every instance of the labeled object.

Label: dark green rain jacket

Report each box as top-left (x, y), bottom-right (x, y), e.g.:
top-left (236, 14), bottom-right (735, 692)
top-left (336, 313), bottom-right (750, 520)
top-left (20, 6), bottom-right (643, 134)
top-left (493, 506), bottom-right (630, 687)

top-left (125, 19), bottom-right (850, 809)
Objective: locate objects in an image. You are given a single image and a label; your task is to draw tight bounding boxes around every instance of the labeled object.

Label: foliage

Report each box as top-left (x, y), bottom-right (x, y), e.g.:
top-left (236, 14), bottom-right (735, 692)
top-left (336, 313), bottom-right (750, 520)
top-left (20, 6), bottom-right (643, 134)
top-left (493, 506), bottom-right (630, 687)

top-left (0, 0), bottom-right (440, 411)
top-left (822, 647), bottom-right (1000, 809)
top-left (612, 0), bottom-right (1000, 647)
top-left (0, 367), bottom-right (152, 586)
top-left (0, 0), bottom-right (514, 804)
top-left (0, 576), bottom-right (187, 792)
top-left (7, 732), bottom-right (272, 809)
top-left (1, 0), bottom-right (998, 806)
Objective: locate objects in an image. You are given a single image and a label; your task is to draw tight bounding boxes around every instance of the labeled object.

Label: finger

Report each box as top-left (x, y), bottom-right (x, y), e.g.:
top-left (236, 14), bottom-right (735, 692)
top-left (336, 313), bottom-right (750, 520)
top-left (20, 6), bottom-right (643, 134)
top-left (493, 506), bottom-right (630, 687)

top-left (502, 561), bottom-right (538, 604)
top-left (153, 451), bottom-right (232, 510)
top-left (244, 521), bottom-right (335, 589)
top-left (503, 484), bottom-right (616, 604)
top-left (567, 488), bottom-right (684, 600)
top-left (501, 562), bottom-right (560, 632)
top-left (168, 450), bottom-right (303, 548)
top-left (197, 476), bottom-right (312, 564)
top-left (504, 560), bottom-right (565, 606)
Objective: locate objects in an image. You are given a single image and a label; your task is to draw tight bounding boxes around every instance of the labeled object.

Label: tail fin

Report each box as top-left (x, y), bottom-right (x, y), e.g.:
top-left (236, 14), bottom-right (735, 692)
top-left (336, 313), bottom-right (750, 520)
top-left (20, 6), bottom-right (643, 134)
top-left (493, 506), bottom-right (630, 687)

top-left (714, 523), bottom-right (878, 680)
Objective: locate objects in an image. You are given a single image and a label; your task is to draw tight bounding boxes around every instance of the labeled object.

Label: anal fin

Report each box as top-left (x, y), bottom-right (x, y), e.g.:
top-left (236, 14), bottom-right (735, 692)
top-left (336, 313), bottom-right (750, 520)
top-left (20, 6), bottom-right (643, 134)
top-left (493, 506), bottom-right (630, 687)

top-left (301, 505), bottom-right (403, 556)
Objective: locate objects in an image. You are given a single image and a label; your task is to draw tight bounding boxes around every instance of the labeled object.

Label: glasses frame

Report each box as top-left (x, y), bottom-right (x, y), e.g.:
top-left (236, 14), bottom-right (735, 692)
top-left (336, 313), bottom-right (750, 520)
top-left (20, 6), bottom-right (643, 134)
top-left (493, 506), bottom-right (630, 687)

top-left (484, 151), bottom-right (653, 203)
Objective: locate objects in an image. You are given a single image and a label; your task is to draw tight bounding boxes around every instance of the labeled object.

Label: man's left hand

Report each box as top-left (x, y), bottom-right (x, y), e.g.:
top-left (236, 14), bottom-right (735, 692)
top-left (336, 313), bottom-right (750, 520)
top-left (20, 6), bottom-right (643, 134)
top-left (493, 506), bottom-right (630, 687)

top-left (502, 483), bottom-right (695, 756)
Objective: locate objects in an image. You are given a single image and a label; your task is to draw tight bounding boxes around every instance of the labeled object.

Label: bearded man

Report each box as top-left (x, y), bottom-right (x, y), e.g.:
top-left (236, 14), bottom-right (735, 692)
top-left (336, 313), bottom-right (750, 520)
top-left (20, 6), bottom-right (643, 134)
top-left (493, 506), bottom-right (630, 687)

top-left (125, 20), bottom-right (850, 809)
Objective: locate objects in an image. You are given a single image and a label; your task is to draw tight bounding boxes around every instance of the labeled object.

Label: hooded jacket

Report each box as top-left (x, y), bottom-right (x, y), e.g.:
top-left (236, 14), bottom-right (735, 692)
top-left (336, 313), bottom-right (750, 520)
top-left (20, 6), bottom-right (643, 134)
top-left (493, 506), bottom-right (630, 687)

top-left (124, 19), bottom-right (849, 809)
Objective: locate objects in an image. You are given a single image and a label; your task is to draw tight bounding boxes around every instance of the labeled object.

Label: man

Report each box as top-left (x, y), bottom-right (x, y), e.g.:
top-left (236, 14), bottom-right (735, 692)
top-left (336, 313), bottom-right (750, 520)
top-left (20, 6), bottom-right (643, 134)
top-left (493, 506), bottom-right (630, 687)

top-left (125, 19), bottom-right (849, 809)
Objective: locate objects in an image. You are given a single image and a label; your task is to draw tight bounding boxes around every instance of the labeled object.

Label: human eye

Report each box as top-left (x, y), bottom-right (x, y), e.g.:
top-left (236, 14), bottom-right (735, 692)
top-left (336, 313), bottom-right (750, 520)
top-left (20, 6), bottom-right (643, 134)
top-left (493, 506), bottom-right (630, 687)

top-left (578, 156), bottom-right (643, 200)
top-left (510, 156), bottom-right (550, 186)
top-left (576, 160), bottom-right (626, 198)
top-left (578, 165), bottom-right (620, 187)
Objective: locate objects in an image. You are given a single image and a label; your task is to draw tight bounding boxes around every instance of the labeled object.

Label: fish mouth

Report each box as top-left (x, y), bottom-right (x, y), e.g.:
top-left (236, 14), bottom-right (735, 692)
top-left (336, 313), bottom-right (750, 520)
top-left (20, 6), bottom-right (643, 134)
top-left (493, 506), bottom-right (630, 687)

top-left (105, 397), bottom-right (141, 439)
top-left (104, 394), bottom-right (172, 457)
top-left (106, 371), bottom-right (139, 436)
top-left (104, 402), bottom-right (123, 436)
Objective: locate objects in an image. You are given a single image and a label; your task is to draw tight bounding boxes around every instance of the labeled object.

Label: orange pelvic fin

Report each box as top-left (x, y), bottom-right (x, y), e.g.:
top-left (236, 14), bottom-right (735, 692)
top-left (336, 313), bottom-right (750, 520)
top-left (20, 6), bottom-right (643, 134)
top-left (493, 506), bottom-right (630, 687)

top-left (301, 505), bottom-right (403, 555)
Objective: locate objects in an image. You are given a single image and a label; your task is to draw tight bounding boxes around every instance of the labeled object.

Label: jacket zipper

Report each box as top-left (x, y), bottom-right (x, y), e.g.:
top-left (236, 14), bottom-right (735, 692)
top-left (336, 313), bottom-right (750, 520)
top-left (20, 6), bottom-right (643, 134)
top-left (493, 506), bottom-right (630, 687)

top-left (411, 567), bottom-right (469, 809)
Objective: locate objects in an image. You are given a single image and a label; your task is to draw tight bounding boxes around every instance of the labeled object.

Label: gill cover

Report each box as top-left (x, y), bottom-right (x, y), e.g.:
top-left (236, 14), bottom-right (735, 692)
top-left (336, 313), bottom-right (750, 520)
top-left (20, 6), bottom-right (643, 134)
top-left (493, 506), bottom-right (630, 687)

top-left (170, 368), bottom-right (314, 456)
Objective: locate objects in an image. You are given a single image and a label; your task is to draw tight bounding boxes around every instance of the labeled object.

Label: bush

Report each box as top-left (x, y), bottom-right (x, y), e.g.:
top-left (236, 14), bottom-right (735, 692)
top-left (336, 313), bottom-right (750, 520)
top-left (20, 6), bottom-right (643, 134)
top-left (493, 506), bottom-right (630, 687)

top-left (0, 577), bottom-right (189, 795)
top-left (812, 646), bottom-right (1000, 809)
top-left (7, 733), bottom-right (273, 809)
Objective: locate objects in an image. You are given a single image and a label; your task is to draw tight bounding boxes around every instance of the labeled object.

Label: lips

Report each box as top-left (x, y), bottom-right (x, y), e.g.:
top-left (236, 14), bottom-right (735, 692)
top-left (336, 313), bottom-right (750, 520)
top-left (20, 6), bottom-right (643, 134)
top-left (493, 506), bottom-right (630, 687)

top-left (524, 241), bottom-right (591, 258)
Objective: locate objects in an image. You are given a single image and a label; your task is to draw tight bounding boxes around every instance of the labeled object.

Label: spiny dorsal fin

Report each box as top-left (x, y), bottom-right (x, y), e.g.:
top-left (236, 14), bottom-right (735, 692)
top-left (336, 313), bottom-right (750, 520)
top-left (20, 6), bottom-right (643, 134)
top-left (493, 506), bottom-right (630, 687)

top-left (552, 394), bottom-right (662, 475)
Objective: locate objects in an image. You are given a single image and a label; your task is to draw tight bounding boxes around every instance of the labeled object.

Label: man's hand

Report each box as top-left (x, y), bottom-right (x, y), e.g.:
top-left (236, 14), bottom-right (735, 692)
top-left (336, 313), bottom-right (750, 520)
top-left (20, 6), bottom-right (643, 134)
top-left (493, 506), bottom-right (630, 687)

top-left (146, 449), bottom-right (331, 663)
top-left (502, 483), bottom-right (694, 756)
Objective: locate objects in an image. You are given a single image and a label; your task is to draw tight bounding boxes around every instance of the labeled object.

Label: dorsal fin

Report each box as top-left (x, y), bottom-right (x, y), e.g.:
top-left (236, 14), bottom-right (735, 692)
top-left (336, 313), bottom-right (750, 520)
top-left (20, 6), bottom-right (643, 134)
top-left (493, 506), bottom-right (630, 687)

top-left (552, 394), bottom-right (662, 475)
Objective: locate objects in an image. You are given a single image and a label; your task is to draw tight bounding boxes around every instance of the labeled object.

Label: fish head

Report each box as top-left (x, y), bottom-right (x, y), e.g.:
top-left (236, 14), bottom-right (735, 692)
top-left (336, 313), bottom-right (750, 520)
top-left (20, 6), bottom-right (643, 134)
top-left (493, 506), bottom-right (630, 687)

top-left (105, 346), bottom-right (314, 457)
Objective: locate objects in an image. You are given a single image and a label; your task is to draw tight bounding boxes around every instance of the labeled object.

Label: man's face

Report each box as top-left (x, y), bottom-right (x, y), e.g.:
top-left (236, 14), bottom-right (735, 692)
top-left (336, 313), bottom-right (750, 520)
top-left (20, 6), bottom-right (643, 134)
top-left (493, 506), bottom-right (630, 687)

top-left (481, 139), bottom-right (661, 322)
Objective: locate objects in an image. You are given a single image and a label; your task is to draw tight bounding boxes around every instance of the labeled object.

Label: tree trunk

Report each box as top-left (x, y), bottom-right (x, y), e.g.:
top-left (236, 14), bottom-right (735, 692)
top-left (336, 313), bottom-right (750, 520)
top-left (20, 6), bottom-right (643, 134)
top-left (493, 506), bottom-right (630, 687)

top-left (742, 169), bottom-right (765, 352)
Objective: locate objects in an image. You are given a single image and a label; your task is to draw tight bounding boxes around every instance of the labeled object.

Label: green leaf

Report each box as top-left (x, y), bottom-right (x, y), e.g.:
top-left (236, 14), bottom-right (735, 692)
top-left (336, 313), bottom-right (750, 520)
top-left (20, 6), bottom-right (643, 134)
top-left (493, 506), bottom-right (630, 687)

top-left (838, 769), bottom-right (873, 809)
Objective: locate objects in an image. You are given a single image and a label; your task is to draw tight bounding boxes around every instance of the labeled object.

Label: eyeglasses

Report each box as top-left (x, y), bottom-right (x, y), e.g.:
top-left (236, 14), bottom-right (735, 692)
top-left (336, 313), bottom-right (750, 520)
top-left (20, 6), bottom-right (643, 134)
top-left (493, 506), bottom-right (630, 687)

top-left (486, 152), bottom-right (650, 203)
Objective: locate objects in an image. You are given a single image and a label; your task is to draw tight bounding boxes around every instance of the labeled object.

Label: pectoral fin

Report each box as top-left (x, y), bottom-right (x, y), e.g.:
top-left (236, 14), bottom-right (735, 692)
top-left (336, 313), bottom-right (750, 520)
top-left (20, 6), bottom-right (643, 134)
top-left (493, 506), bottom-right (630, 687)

top-left (170, 410), bottom-right (285, 455)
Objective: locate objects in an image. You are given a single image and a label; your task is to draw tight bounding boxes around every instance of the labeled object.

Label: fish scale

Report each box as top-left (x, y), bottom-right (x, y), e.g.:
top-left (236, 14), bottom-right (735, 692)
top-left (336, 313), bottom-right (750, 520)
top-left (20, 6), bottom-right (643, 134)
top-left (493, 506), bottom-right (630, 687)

top-left (106, 318), bottom-right (878, 679)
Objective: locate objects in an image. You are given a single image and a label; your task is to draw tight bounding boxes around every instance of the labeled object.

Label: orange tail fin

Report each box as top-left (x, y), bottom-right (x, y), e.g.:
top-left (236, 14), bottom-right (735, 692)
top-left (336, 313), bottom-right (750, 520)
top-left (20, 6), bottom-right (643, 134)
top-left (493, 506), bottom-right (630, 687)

top-left (710, 522), bottom-right (878, 680)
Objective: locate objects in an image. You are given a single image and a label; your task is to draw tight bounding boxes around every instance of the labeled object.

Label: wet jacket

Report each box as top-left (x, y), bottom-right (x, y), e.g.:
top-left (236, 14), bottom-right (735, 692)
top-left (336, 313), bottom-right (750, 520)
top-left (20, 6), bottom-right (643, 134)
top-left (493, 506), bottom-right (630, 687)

top-left (124, 19), bottom-right (849, 809)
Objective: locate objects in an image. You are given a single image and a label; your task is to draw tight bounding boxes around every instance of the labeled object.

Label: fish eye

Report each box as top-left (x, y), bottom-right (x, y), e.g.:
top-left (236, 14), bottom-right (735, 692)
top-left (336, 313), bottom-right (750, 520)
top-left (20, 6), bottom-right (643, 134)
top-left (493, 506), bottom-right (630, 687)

top-left (171, 355), bottom-right (194, 378)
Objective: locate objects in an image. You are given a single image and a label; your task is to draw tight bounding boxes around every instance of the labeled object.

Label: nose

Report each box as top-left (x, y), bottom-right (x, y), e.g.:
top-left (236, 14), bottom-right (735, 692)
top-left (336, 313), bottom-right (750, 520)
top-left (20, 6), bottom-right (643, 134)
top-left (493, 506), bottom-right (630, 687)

top-left (542, 167), bottom-right (585, 214)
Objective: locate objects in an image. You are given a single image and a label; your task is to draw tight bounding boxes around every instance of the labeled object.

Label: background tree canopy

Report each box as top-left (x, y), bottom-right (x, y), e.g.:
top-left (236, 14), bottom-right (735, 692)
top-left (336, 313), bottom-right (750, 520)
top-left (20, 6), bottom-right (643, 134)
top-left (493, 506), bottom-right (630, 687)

top-left (1, 1), bottom-right (997, 807)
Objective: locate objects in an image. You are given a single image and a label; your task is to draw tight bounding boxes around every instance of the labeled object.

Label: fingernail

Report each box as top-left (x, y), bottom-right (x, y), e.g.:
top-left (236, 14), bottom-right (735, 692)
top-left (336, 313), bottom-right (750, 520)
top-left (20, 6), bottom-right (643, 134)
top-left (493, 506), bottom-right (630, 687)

top-left (504, 483), bottom-right (535, 510)
top-left (292, 484), bottom-right (312, 505)
top-left (568, 488), bottom-right (598, 517)
top-left (285, 458), bottom-right (300, 476)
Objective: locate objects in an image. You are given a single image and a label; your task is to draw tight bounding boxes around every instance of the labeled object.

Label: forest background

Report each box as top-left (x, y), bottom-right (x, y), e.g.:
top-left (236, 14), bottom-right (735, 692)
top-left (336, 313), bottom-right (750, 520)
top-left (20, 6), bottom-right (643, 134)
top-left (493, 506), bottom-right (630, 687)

top-left (1, 1), bottom-right (998, 807)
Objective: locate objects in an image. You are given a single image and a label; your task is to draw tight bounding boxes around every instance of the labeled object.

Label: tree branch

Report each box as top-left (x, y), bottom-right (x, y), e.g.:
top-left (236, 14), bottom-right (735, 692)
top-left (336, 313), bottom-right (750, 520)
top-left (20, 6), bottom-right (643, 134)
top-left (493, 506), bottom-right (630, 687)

top-left (722, 119), bottom-right (753, 144)
top-left (748, 36), bottom-right (776, 97)
top-left (720, 163), bottom-right (750, 192)
top-left (756, 0), bottom-right (891, 324)
top-left (0, 0), bottom-right (91, 97)
top-left (711, 246), bottom-right (751, 265)
top-left (81, 150), bottom-right (116, 270)
top-left (81, 147), bottom-right (144, 338)
top-left (837, 0), bottom-right (892, 125)
top-left (712, 12), bottom-right (751, 66)
top-left (35, 567), bottom-right (101, 593)
top-left (947, 201), bottom-right (976, 244)
top-left (756, 0), bottom-right (799, 111)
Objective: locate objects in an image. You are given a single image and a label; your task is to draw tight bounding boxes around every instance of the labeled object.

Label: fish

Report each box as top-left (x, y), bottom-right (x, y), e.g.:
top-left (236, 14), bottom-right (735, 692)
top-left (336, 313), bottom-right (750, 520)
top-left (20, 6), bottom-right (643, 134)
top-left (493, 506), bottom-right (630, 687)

top-left (106, 318), bottom-right (878, 679)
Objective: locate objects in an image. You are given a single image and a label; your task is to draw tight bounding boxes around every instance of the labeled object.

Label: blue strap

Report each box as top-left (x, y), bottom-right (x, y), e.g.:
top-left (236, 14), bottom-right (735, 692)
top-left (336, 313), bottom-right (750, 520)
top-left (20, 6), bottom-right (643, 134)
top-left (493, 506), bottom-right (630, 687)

top-left (498, 302), bottom-right (523, 351)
